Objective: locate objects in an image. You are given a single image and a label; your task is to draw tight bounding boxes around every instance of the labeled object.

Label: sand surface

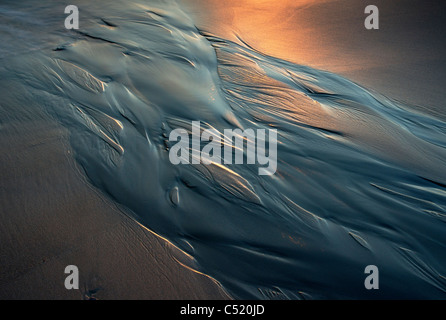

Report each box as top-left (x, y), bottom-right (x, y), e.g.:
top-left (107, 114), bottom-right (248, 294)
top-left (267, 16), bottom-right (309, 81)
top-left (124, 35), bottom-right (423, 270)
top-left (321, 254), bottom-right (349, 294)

top-left (1, 0), bottom-right (446, 299)
top-left (181, 0), bottom-right (446, 119)
top-left (0, 102), bottom-right (229, 299)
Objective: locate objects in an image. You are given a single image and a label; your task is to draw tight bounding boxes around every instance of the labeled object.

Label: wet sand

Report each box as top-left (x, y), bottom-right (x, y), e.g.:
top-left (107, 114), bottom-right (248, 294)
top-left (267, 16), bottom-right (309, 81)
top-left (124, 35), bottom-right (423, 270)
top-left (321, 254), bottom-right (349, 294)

top-left (0, 102), bottom-right (229, 299)
top-left (181, 0), bottom-right (446, 118)
top-left (0, 0), bottom-right (231, 300)
top-left (1, 0), bottom-right (445, 300)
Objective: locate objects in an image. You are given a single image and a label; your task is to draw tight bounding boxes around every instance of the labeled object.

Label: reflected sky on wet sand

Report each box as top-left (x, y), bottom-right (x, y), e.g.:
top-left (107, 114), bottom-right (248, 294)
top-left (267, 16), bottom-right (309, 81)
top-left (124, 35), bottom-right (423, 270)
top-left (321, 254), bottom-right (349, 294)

top-left (181, 0), bottom-right (446, 117)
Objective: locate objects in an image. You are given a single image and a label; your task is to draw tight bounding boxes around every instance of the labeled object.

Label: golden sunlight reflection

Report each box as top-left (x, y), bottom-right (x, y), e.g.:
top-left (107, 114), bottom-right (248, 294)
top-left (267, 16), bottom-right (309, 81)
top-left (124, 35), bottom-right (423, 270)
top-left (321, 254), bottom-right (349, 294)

top-left (181, 0), bottom-right (373, 73)
top-left (181, 0), bottom-right (446, 116)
